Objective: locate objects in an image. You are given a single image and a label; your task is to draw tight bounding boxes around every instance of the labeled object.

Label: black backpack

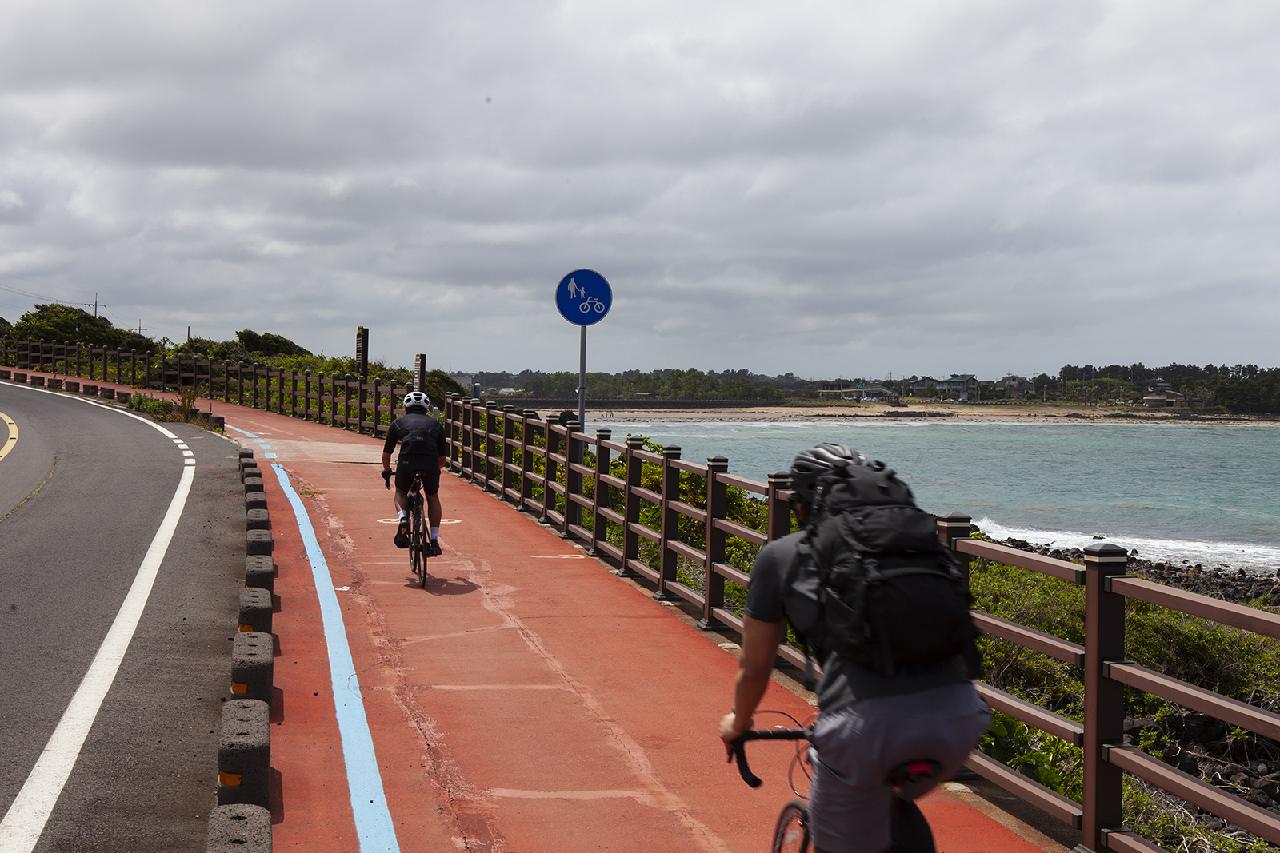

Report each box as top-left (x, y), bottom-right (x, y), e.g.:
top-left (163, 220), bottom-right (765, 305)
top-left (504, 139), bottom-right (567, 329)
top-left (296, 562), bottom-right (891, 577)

top-left (782, 460), bottom-right (978, 681)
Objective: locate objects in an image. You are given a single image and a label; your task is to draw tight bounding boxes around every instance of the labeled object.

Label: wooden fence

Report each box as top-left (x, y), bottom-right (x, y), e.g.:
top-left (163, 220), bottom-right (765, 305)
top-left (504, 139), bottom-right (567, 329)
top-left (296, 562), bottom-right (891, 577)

top-left (4, 337), bottom-right (1278, 852)
top-left (443, 395), bottom-right (1280, 853)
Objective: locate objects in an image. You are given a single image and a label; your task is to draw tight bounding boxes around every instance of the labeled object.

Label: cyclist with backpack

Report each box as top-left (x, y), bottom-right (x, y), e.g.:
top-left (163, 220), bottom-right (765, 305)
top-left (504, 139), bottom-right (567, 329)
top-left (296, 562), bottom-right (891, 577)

top-left (719, 443), bottom-right (991, 853)
top-left (381, 391), bottom-right (448, 555)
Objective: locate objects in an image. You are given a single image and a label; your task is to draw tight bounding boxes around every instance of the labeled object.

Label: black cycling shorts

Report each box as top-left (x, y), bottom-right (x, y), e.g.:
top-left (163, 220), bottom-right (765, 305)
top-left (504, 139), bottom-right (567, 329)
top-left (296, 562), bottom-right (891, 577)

top-left (395, 460), bottom-right (440, 496)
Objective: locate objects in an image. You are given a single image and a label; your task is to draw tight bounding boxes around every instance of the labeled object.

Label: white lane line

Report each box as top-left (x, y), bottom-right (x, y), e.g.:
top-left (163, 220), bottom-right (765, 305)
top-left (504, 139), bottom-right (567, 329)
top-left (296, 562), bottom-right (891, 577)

top-left (0, 379), bottom-right (193, 852)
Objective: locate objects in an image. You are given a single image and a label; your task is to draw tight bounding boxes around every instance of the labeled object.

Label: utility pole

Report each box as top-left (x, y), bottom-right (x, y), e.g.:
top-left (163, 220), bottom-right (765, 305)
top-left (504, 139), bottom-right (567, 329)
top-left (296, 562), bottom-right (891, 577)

top-left (93, 293), bottom-right (98, 317)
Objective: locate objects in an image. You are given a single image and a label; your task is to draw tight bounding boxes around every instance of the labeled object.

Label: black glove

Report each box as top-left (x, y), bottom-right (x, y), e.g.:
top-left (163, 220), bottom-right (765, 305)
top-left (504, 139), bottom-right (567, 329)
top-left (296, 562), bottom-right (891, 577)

top-left (381, 469), bottom-right (393, 489)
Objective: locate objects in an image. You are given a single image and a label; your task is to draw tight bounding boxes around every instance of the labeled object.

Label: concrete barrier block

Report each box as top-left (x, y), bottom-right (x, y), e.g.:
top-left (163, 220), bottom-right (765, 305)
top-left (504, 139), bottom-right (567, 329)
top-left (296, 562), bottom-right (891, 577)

top-left (0, 369), bottom-right (10, 380)
top-left (245, 493), bottom-right (267, 511)
top-left (245, 556), bottom-right (275, 593)
top-left (246, 508), bottom-right (270, 531)
top-left (211, 415), bottom-right (225, 430)
top-left (206, 804), bottom-right (271, 852)
top-left (217, 700), bottom-right (270, 807)
top-left (240, 463), bottom-right (260, 483)
top-left (238, 449), bottom-right (255, 461)
top-left (48, 378), bottom-right (64, 390)
top-left (30, 375), bottom-right (45, 387)
top-left (14, 372), bottom-right (28, 383)
top-left (116, 390), bottom-right (131, 404)
top-left (65, 380), bottom-right (79, 392)
top-left (246, 529), bottom-right (273, 556)
top-left (243, 477), bottom-right (264, 494)
top-left (99, 386), bottom-right (116, 400)
top-left (238, 588), bottom-right (273, 634)
top-left (230, 633), bottom-right (274, 702)
top-left (82, 383), bottom-right (98, 395)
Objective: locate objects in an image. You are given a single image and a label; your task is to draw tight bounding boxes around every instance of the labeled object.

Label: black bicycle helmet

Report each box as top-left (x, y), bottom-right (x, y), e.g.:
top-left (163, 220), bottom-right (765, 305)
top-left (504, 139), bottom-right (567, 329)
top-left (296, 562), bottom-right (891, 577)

top-left (788, 443), bottom-right (866, 507)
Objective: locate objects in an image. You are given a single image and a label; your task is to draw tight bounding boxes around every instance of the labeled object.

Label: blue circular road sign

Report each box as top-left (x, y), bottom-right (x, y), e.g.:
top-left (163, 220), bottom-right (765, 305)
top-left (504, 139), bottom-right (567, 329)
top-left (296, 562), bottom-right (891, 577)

top-left (555, 269), bottom-right (612, 326)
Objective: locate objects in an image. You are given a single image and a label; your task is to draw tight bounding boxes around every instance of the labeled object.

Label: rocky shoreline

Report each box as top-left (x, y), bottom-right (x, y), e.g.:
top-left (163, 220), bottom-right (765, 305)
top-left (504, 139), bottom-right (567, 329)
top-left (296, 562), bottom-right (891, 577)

top-left (999, 536), bottom-right (1280, 605)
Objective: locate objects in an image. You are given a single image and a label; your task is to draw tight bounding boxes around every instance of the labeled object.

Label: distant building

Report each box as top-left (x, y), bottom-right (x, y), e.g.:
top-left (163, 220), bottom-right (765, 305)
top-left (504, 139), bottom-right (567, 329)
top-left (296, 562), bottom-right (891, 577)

top-left (995, 375), bottom-right (1033, 398)
top-left (1142, 378), bottom-right (1186, 408)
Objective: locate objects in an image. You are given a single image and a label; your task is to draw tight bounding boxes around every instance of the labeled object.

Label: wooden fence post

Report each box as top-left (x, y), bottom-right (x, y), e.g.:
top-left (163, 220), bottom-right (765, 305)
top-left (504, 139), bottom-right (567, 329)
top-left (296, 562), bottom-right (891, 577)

top-left (591, 429), bottom-right (612, 556)
top-left (483, 401), bottom-right (498, 491)
top-left (938, 513), bottom-right (973, 583)
top-left (620, 435), bottom-right (645, 577)
top-left (543, 418), bottom-right (561, 522)
top-left (701, 456), bottom-right (729, 629)
top-left (766, 472), bottom-right (792, 543)
top-left (656, 446), bottom-right (682, 600)
top-left (564, 420), bottom-right (583, 535)
top-left (1080, 542), bottom-right (1130, 852)
top-left (519, 410), bottom-right (537, 510)
top-left (502, 405), bottom-right (517, 502)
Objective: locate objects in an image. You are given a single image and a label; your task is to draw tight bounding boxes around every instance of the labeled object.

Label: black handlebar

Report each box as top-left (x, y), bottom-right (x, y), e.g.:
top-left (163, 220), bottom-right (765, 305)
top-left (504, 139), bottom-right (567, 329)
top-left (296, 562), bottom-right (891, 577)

top-left (728, 728), bottom-right (810, 789)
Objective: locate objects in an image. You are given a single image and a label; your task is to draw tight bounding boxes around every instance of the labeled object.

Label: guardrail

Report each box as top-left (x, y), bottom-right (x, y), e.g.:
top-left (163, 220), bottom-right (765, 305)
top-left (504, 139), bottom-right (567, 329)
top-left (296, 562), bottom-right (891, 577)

top-left (442, 395), bottom-right (1280, 853)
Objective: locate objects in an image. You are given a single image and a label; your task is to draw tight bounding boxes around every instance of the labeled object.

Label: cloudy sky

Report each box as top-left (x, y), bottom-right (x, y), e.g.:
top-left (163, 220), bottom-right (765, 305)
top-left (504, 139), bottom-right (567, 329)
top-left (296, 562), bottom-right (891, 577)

top-left (1, 1), bottom-right (1277, 378)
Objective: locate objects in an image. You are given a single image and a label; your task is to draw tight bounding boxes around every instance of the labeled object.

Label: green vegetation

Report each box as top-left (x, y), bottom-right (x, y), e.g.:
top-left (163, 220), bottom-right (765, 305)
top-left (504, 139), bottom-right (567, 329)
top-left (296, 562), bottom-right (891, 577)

top-left (9, 304), bottom-right (151, 351)
top-left (969, 553), bottom-right (1280, 852)
top-left (468, 363), bottom-right (1280, 415)
top-left (0, 315), bottom-right (12, 336)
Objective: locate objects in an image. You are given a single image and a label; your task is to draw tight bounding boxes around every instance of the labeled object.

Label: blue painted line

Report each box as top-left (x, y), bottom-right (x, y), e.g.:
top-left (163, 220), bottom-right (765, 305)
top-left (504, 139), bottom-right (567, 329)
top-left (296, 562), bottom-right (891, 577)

top-left (225, 424), bottom-right (258, 438)
top-left (270, 464), bottom-right (401, 851)
top-left (265, 452), bottom-right (278, 459)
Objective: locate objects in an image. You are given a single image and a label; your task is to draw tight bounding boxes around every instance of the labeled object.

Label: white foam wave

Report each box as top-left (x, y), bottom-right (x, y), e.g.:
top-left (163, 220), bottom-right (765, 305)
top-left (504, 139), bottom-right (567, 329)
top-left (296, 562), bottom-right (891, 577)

top-left (973, 517), bottom-right (1280, 575)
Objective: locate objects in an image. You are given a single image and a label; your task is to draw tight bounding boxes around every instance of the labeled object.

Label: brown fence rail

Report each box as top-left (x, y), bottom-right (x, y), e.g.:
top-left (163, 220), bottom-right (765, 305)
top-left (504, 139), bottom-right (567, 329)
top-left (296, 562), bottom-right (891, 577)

top-left (4, 339), bottom-right (1277, 852)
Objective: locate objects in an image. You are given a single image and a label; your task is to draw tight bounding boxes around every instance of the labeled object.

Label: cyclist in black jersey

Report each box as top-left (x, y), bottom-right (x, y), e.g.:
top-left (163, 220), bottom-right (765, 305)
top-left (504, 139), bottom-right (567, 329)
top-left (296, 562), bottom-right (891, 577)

top-left (381, 391), bottom-right (448, 555)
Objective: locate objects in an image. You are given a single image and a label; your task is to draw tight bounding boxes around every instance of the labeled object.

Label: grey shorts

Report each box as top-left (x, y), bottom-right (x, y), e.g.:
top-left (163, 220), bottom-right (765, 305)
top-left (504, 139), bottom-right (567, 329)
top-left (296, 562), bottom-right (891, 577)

top-left (807, 683), bottom-right (992, 853)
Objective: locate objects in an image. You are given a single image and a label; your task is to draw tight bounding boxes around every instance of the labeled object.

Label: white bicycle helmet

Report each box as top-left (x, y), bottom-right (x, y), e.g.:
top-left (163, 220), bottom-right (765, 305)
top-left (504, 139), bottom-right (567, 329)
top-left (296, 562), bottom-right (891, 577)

top-left (403, 391), bottom-right (430, 410)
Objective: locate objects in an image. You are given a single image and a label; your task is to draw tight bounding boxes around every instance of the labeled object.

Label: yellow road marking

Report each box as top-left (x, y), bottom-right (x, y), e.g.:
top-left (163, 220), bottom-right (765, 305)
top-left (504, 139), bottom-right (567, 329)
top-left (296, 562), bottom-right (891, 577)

top-left (0, 411), bottom-right (17, 463)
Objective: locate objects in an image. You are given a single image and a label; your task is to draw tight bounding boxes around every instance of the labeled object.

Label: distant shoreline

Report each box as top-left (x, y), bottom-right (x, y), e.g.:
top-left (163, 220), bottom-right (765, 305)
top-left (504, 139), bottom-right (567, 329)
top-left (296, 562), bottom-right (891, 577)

top-left (570, 403), bottom-right (1280, 426)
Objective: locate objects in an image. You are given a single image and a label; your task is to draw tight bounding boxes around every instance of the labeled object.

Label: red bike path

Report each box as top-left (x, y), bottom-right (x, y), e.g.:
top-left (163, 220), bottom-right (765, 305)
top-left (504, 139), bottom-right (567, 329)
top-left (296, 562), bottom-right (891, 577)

top-left (2, 372), bottom-right (1065, 852)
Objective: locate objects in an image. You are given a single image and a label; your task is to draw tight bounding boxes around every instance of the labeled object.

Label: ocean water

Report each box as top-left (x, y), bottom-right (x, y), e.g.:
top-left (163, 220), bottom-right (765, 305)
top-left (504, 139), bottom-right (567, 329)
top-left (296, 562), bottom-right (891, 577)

top-left (593, 419), bottom-right (1280, 575)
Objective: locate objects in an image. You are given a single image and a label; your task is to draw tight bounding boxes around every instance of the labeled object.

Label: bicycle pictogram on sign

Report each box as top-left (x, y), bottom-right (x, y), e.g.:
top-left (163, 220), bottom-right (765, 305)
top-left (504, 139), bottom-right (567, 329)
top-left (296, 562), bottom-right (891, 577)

top-left (555, 269), bottom-right (612, 326)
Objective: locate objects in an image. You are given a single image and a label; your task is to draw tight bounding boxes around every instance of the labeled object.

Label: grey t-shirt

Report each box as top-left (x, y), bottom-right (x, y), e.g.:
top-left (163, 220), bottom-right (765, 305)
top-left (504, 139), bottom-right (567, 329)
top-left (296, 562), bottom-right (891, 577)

top-left (745, 531), bottom-right (969, 712)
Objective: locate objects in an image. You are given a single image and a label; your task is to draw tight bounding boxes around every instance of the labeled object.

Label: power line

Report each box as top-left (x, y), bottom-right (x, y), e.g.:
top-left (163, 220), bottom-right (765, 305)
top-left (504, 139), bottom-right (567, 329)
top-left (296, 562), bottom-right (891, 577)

top-left (0, 283), bottom-right (99, 309)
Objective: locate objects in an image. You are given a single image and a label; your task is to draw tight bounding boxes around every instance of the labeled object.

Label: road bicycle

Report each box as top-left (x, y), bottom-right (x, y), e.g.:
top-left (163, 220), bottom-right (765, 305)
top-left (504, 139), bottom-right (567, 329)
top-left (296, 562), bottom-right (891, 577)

top-left (383, 468), bottom-right (430, 588)
top-left (729, 716), bottom-right (941, 852)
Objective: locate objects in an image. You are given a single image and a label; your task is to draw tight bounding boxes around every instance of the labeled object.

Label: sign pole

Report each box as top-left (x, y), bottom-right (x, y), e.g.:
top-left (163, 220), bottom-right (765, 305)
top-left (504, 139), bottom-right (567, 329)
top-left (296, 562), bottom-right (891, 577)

top-left (578, 325), bottom-right (587, 428)
top-left (554, 268), bottom-right (612, 432)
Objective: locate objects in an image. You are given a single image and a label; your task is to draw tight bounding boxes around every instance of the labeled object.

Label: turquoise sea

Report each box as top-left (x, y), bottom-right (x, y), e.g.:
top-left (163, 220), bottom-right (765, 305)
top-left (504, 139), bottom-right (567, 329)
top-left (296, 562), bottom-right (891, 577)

top-left (594, 419), bottom-right (1280, 575)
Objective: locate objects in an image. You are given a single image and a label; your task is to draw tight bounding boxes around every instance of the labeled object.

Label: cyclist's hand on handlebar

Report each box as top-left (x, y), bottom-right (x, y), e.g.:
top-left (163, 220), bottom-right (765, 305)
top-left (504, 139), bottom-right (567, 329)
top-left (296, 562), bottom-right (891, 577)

top-left (719, 711), bottom-right (752, 757)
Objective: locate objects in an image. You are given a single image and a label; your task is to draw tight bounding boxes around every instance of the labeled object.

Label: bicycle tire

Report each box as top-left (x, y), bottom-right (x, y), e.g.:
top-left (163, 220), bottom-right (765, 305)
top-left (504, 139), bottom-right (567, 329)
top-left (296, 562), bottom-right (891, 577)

top-left (412, 502), bottom-right (427, 588)
top-left (771, 800), bottom-right (810, 853)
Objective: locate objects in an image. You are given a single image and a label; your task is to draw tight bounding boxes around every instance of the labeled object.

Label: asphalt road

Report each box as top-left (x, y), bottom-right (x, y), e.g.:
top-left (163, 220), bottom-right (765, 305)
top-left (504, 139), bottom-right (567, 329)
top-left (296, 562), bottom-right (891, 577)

top-left (0, 381), bottom-right (244, 852)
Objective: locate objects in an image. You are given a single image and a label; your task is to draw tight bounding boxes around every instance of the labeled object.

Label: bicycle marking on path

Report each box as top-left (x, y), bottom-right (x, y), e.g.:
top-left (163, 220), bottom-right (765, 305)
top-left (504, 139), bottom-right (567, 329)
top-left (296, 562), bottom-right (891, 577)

top-left (0, 411), bottom-right (18, 462)
top-left (269, 463), bottom-right (401, 853)
top-left (0, 381), bottom-right (193, 853)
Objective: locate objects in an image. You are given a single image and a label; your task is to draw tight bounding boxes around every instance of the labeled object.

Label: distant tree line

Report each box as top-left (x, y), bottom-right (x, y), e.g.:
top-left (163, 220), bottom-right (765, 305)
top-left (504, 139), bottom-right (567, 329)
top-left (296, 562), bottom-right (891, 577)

top-left (5, 305), bottom-right (1275, 414)
top-left (0, 304), bottom-right (464, 404)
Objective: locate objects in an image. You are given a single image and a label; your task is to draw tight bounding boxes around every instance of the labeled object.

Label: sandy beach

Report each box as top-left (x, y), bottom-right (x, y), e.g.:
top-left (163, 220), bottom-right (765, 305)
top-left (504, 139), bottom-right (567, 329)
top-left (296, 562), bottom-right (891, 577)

top-left (577, 402), bottom-right (1278, 425)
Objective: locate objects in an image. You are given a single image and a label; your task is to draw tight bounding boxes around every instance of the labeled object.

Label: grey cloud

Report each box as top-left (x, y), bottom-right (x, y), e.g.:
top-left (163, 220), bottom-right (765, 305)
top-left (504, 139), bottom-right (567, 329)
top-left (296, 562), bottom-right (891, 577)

top-left (2, 1), bottom-right (1279, 377)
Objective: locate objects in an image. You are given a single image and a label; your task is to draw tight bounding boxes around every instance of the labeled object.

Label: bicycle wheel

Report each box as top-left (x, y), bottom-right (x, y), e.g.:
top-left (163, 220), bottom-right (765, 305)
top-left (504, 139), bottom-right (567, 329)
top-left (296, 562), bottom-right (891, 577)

top-left (412, 503), bottom-right (427, 588)
top-left (771, 800), bottom-right (810, 853)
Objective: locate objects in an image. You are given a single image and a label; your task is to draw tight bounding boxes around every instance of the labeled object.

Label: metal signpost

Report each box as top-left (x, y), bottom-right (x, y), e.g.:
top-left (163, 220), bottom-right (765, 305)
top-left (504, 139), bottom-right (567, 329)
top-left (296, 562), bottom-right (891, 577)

top-left (554, 269), bottom-right (612, 428)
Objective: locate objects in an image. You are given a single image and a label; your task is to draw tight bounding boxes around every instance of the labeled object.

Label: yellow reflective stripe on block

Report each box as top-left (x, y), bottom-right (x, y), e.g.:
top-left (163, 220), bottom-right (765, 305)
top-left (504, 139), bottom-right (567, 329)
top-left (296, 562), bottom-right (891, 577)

top-left (230, 682), bottom-right (247, 695)
top-left (0, 412), bottom-right (18, 463)
top-left (218, 771), bottom-right (242, 787)
top-left (238, 624), bottom-right (254, 632)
